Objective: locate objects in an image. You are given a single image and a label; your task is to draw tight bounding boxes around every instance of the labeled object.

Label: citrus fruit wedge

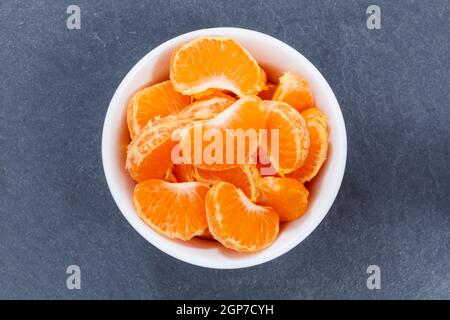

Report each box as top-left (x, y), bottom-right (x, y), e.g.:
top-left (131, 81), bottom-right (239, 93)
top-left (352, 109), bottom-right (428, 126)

top-left (206, 182), bottom-right (279, 253)
top-left (300, 106), bottom-right (328, 127)
top-left (193, 165), bottom-right (260, 202)
top-left (272, 72), bottom-right (314, 112)
top-left (288, 108), bottom-right (328, 182)
top-left (127, 80), bottom-right (191, 140)
top-left (256, 177), bottom-right (309, 221)
top-left (179, 93), bottom-right (235, 120)
top-left (133, 180), bottom-right (209, 240)
top-left (126, 118), bottom-right (191, 182)
top-left (170, 37), bottom-right (264, 97)
top-left (180, 96), bottom-right (266, 170)
top-left (127, 94), bottom-right (236, 182)
top-left (262, 101), bottom-right (310, 175)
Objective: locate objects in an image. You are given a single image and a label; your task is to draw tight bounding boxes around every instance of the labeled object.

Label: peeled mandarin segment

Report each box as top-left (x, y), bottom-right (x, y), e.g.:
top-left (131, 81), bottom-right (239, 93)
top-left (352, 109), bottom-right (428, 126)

top-left (133, 180), bottom-right (209, 240)
top-left (288, 108), bottom-right (329, 183)
top-left (256, 177), bottom-right (309, 222)
top-left (179, 94), bottom-right (235, 120)
top-left (191, 88), bottom-right (220, 100)
top-left (151, 94), bottom-right (234, 125)
top-left (134, 91), bottom-right (233, 128)
top-left (206, 182), bottom-right (279, 253)
top-left (272, 72), bottom-right (314, 112)
top-left (126, 80), bottom-right (191, 140)
top-left (193, 165), bottom-right (261, 202)
top-left (180, 96), bottom-right (266, 171)
top-left (126, 119), bottom-right (191, 182)
top-left (170, 37), bottom-right (263, 97)
top-left (127, 95), bottom-right (236, 182)
top-left (258, 82), bottom-right (277, 100)
top-left (172, 164), bottom-right (197, 182)
top-left (300, 107), bottom-right (328, 127)
top-left (262, 101), bottom-right (310, 175)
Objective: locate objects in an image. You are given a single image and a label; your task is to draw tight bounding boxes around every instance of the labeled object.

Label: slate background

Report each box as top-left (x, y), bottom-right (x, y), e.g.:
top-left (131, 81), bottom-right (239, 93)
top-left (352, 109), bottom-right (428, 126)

top-left (0, 0), bottom-right (449, 299)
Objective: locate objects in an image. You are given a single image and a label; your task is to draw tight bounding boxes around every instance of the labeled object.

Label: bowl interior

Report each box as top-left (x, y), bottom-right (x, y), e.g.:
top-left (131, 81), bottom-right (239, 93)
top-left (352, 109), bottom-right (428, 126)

top-left (103, 28), bottom-right (346, 269)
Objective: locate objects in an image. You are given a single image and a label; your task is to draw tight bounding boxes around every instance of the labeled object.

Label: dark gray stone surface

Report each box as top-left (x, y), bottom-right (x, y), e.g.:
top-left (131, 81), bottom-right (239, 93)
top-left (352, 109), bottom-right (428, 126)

top-left (0, 0), bottom-right (449, 299)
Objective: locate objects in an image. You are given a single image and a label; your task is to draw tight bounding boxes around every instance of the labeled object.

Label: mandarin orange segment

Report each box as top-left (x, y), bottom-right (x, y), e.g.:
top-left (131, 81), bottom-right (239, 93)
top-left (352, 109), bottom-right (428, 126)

top-left (127, 94), bottom-right (236, 182)
top-left (262, 101), bottom-right (310, 175)
top-left (256, 177), bottom-right (309, 221)
top-left (300, 107), bottom-right (328, 127)
top-left (206, 182), bottom-right (279, 253)
top-left (191, 88), bottom-right (221, 100)
top-left (288, 108), bottom-right (329, 182)
top-left (179, 93), bottom-right (235, 120)
top-left (133, 180), bottom-right (209, 240)
top-left (193, 165), bottom-right (260, 202)
top-left (127, 80), bottom-right (191, 140)
top-left (150, 93), bottom-right (235, 127)
top-left (272, 72), bottom-right (314, 112)
top-left (258, 82), bottom-right (277, 100)
top-left (126, 118), bottom-right (191, 182)
top-left (170, 37), bottom-right (263, 97)
top-left (180, 96), bottom-right (266, 170)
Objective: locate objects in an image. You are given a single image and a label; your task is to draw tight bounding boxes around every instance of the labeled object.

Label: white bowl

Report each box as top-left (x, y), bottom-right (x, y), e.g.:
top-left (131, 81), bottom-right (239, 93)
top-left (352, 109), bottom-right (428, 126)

top-left (102, 27), bottom-right (347, 269)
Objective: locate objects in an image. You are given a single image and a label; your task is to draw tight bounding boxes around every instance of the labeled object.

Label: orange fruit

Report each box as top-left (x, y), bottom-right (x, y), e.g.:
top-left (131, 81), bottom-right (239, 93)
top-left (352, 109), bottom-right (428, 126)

top-left (300, 106), bottom-right (327, 127)
top-left (122, 34), bottom-right (328, 254)
top-left (147, 93), bottom-right (234, 125)
top-left (179, 93), bottom-right (235, 120)
top-left (272, 72), bottom-right (314, 112)
top-left (133, 180), bottom-right (209, 240)
top-left (206, 182), bottom-right (279, 253)
top-left (126, 118), bottom-right (191, 182)
top-left (127, 94), bottom-right (236, 182)
top-left (258, 82), bottom-right (277, 100)
top-left (180, 96), bottom-right (266, 170)
top-left (193, 165), bottom-right (260, 201)
top-left (127, 80), bottom-right (191, 140)
top-left (170, 37), bottom-right (264, 97)
top-left (172, 164), bottom-right (196, 182)
top-left (191, 88), bottom-right (219, 100)
top-left (256, 177), bottom-right (309, 221)
top-left (262, 101), bottom-right (310, 175)
top-left (288, 108), bottom-right (328, 182)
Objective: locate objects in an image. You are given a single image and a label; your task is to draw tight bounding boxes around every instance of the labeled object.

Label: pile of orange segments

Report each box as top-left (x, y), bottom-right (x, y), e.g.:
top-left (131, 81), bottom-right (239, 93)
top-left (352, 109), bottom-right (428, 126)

top-left (125, 37), bottom-right (329, 253)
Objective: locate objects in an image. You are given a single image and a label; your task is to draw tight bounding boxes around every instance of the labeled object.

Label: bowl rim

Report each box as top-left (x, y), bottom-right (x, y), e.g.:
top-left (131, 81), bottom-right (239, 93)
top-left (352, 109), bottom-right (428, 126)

top-left (102, 27), bottom-right (347, 269)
